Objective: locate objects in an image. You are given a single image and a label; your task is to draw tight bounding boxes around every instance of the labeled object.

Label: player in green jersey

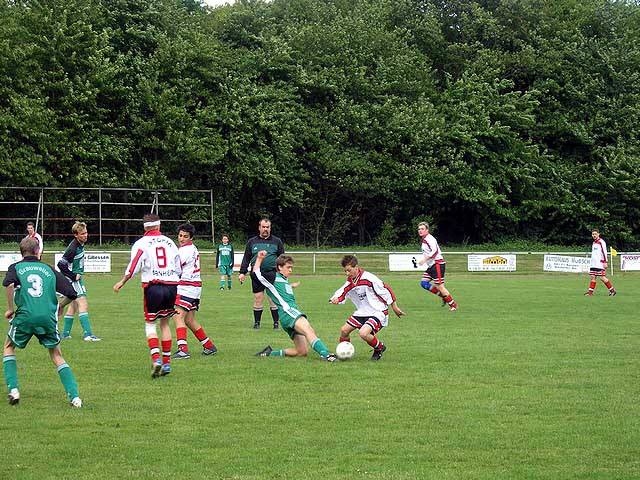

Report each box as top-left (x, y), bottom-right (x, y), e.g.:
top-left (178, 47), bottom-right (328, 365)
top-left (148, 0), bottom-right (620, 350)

top-left (57, 221), bottom-right (100, 341)
top-left (253, 251), bottom-right (337, 361)
top-left (216, 234), bottom-right (234, 290)
top-left (2, 237), bottom-right (82, 407)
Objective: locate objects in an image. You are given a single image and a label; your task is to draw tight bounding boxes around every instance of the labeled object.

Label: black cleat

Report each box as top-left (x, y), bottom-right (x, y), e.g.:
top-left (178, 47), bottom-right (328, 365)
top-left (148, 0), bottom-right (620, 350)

top-left (253, 322), bottom-right (261, 330)
top-left (256, 345), bottom-right (273, 357)
top-left (609, 290), bottom-right (617, 296)
top-left (273, 322), bottom-right (280, 330)
top-left (203, 345), bottom-right (218, 356)
top-left (321, 354), bottom-right (338, 362)
top-left (371, 344), bottom-right (387, 361)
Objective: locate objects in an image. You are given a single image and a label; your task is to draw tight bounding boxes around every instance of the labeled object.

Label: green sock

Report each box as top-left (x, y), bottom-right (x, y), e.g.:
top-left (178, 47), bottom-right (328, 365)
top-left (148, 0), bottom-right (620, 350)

top-left (78, 312), bottom-right (92, 337)
top-left (57, 363), bottom-right (79, 400)
top-left (227, 278), bottom-right (232, 289)
top-left (3, 355), bottom-right (18, 391)
top-left (269, 350), bottom-right (285, 357)
top-left (220, 279), bottom-right (225, 289)
top-left (311, 339), bottom-right (330, 357)
top-left (63, 315), bottom-right (74, 336)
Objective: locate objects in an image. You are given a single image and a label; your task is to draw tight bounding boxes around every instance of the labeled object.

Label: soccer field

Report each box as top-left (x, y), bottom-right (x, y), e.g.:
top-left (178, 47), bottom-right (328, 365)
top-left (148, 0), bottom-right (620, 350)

top-left (2, 273), bottom-right (639, 479)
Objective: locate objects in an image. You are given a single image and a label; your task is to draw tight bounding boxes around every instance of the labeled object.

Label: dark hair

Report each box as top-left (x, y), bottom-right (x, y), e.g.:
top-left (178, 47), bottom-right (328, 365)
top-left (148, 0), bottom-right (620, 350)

top-left (26, 221), bottom-right (35, 228)
top-left (143, 213), bottom-right (160, 223)
top-left (341, 255), bottom-right (358, 268)
top-left (276, 254), bottom-right (294, 268)
top-left (259, 218), bottom-right (271, 226)
top-left (178, 223), bottom-right (195, 238)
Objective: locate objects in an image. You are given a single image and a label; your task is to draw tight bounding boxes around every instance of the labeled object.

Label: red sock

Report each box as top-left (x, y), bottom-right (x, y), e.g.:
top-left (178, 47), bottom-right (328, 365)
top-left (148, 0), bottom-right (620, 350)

top-left (588, 280), bottom-right (596, 293)
top-left (604, 280), bottom-right (613, 289)
top-left (176, 327), bottom-right (188, 352)
top-left (339, 337), bottom-right (350, 343)
top-left (162, 340), bottom-right (172, 365)
top-left (430, 286), bottom-right (440, 295)
top-left (367, 337), bottom-right (382, 350)
top-left (194, 327), bottom-right (214, 350)
top-left (148, 337), bottom-right (160, 362)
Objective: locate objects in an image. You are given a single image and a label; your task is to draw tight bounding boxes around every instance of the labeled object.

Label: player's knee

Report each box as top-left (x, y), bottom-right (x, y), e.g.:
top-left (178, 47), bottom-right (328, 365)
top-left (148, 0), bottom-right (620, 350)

top-left (420, 280), bottom-right (433, 291)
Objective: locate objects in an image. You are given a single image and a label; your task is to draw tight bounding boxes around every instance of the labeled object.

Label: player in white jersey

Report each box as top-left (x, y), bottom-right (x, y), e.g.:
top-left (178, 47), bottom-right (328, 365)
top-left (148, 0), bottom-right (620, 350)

top-left (585, 229), bottom-right (616, 296)
top-left (26, 222), bottom-right (43, 259)
top-left (172, 224), bottom-right (218, 359)
top-left (416, 222), bottom-right (458, 310)
top-left (113, 214), bottom-right (181, 378)
top-left (330, 255), bottom-right (404, 361)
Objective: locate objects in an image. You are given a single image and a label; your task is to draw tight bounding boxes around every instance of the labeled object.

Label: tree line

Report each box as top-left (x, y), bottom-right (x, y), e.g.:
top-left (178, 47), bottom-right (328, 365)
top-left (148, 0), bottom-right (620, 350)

top-left (1, 0), bottom-right (638, 248)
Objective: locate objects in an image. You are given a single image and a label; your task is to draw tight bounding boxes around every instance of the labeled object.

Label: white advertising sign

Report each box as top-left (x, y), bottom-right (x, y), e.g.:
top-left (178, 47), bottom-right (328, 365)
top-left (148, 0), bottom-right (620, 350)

top-left (54, 253), bottom-right (112, 273)
top-left (388, 254), bottom-right (423, 272)
top-left (620, 254), bottom-right (640, 271)
top-left (0, 253), bottom-right (21, 271)
top-left (233, 253), bottom-right (244, 270)
top-left (467, 254), bottom-right (516, 272)
top-left (543, 255), bottom-right (590, 273)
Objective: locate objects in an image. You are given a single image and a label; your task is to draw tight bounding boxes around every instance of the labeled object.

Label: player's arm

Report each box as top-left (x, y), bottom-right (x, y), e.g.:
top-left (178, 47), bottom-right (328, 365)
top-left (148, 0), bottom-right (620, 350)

top-left (3, 264), bottom-right (17, 319)
top-left (57, 244), bottom-right (78, 281)
top-left (229, 246), bottom-right (235, 268)
top-left (54, 270), bottom-right (78, 305)
top-left (391, 301), bottom-right (405, 317)
top-left (5, 283), bottom-right (15, 320)
top-left (329, 281), bottom-right (350, 304)
top-left (277, 238), bottom-right (285, 256)
top-left (215, 248), bottom-right (220, 268)
top-left (114, 248), bottom-right (143, 292)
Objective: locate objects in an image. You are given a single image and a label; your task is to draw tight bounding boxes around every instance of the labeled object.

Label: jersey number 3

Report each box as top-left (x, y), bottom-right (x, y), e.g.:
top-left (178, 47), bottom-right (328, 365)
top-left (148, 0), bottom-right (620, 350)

top-left (26, 274), bottom-right (44, 298)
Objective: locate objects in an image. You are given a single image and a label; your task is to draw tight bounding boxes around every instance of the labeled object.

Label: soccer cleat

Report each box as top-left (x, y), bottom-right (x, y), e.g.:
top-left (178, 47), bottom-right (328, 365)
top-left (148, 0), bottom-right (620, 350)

top-left (161, 364), bottom-right (171, 376)
top-left (321, 354), bottom-right (338, 362)
top-left (7, 388), bottom-right (20, 406)
top-left (609, 290), bottom-right (617, 296)
top-left (256, 345), bottom-right (272, 357)
top-left (61, 334), bottom-right (72, 340)
top-left (172, 350), bottom-right (191, 359)
top-left (203, 345), bottom-right (218, 356)
top-left (151, 360), bottom-right (162, 378)
top-left (584, 291), bottom-right (593, 296)
top-left (83, 335), bottom-right (101, 342)
top-left (273, 322), bottom-right (280, 330)
top-left (449, 304), bottom-right (458, 311)
top-left (70, 397), bottom-right (83, 408)
top-left (220, 287), bottom-right (225, 291)
top-left (371, 344), bottom-right (387, 361)
top-left (227, 286), bottom-right (232, 290)
top-left (253, 322), bottom-right (261, 330)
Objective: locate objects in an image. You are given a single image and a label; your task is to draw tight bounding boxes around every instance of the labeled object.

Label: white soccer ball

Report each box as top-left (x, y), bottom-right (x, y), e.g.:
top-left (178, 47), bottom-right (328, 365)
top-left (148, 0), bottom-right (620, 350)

top-left (335, 341), bottom-right (355, 360)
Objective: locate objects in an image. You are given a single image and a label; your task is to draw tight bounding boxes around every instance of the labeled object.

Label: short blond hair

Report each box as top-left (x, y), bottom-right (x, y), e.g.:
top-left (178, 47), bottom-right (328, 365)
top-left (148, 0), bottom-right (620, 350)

top-left (72, 221), bottom-right (87, 235)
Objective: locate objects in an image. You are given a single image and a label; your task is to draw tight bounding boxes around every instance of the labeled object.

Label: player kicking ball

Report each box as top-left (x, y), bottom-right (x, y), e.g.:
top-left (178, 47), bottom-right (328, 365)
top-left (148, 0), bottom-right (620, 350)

top-left (253, 251), bottom-right (337, 361)
top-left (330, 255), bottom-right (404, 361)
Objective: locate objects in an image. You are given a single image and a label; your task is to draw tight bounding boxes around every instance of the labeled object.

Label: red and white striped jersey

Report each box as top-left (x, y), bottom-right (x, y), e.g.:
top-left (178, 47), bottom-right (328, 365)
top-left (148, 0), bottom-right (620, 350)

top-left (124, 231), bottom-right (181, 287)
top-left (178, 241), bottom-right (202, 298)
top-left (28, 232), bottom-right (43, 255)
top-left (590, 238), bottom-right (608, 269)
top-left (420, 233), bottom-right (444, 268)
top-left (331, 269), bottom-right (396, 325)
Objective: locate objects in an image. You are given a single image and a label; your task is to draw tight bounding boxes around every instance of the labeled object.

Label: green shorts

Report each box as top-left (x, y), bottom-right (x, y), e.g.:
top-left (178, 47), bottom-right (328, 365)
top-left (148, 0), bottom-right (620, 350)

top-left (7, 314), bottom-right (60, 349)
top-left (71, 277), bottom-right (87, 298)
top-left (219, 265), bottom-right (233, 276)
top-left (279, 306), bottom-right (306, 340)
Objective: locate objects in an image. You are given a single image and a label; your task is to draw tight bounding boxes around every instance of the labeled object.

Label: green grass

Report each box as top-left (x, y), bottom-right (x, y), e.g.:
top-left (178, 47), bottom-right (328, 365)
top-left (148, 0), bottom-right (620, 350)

top-left (1, 272), bottom-right (639, 479)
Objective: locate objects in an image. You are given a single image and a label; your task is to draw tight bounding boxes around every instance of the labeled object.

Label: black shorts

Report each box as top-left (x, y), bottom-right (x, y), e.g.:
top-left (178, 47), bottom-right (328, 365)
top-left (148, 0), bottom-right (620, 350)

top-left (423, 263), bottom-right (446, 285)
top-left (143, 283), bottom-right (178, 322)
top-left (250, 270), bottom-right (276, 294)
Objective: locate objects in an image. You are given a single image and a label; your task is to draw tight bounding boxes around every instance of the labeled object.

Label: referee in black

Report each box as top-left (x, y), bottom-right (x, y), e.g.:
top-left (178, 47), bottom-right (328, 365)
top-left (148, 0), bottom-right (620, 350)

top-left (238, 218), bottom-right (285, 329)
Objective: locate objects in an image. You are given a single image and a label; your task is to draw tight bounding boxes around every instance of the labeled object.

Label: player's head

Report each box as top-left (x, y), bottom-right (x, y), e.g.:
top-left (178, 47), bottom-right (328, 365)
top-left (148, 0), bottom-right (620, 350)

top-left (20, 236), bottom-right (39, 257)
top-left (341, 255), bottom-right (360, 280)
top-left (417, 222), bottom-right (430, 237)
top-left (591, 229), bottom-right (600, 241)
top-left (276, 254), bottom-right (294, 277)
top-left (26, 221), bottom-right (35, 234)
top-left (221, 234), bottom-right (229, 244)
top-left (178, 223), bottom-right (195, 246)
top-left (258, 218), bottom-right (271, 238)
top-left (143, 213), bottom-right (161, 232)
top-left (72, 221), bottom-right (88, 244)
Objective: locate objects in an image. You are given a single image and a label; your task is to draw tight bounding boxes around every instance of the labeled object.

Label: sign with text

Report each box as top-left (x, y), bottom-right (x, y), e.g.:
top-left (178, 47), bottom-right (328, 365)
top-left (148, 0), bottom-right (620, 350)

top-left (54, 253), bottom-right (112, 273)
top-left (543, 255), bottom-right (590, 273)
top-left (468, 254), bottom-right (516, 272)
top-left (0, 253), bottom-right (21, 271)
top-left (388, 254), bottom-right (423, 272)
top-left (620, 254), bottom-right (640, 271)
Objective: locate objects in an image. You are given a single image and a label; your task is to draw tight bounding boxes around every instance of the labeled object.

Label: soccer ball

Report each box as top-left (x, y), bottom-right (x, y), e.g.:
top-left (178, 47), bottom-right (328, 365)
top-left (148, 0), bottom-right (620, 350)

top-left (335, 341), bottom-right (355, 360)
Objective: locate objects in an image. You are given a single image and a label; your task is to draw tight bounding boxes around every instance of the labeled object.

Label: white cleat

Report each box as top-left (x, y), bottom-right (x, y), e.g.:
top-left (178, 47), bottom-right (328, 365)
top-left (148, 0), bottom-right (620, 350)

top-left (70, 397), bottom-right (83, 408)
top-left (8, 388), bottom-right (20, 406)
